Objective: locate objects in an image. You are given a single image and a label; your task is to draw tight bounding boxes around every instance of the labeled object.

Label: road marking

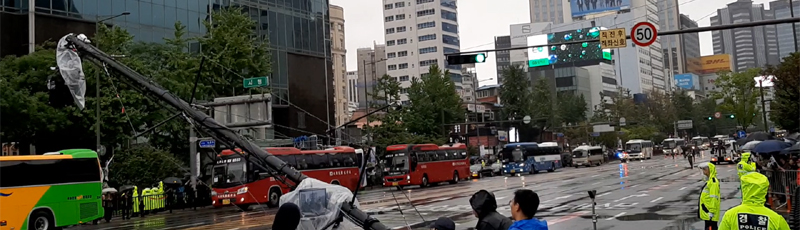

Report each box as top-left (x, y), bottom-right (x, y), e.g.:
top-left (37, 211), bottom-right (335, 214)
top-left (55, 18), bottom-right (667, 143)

top-left (606, 212), bottom-right (626, 220)
top-left (650, 197), bottom-right (663, 203)
top-left (552, 195), bottom-right (573, 200)
top-left (592, 181), bottom-right (602, 185)
top-left (430, 197), bottom-right (451, 202)
top-left (548, 211), bottom-right (588, 225)
top-left (597, 192), bottom-right (611, 197)
top-left (496, 196), bottom-right (507, 200)
top-left (630, 184), bottom-right (639, 188)
top-left (592, 175), bottom-right (600, 177)
top-left (614, 193), bottom-right (648, 202)
top-left (679, 187), bottom-right (687, 191)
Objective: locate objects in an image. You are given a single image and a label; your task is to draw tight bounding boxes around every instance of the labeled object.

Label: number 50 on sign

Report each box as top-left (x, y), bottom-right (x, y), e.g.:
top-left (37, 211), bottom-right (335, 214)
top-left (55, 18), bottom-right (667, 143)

top-left (599, 28), bottom-right (627, 49)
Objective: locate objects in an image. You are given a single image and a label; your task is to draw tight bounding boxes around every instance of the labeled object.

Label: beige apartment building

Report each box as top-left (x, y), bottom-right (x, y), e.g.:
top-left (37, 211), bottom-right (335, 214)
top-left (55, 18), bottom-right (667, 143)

top-left (330, 4), bottom-right (349, 126)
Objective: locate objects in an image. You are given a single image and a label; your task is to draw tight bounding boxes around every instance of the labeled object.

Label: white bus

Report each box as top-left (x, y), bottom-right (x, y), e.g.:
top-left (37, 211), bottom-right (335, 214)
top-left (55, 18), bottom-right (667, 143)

top-left (571, 145), bottom-right (605, 167)
top-left (625, 139), bottom-right (654, 160)
top-left (691, 136), bottom-right (710, 150)
top-left (662, 138), bottom-right (686, 156)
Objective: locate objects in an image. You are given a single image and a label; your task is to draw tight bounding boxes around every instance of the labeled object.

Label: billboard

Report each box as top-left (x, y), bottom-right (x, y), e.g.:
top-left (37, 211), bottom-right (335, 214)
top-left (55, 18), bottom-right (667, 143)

top-left (527, 34), bottom-right (550, 67)
top-left (674, 73), bottom-right (695, 89)
top-left (687, 54), bottom-right (732, 74)
top-left (570, 0), bottom-right (632, 17)
top-left (543, 27), bottom-right (612, 66)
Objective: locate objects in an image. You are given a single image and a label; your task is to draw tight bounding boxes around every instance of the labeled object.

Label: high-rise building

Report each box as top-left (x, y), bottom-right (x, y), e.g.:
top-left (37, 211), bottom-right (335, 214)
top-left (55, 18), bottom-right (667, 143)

top-left (346, 71), bottom-right (359, 106)
top-left (657, 0), bottom-right (700, 92)
top-left (356, 44), bottom-right (387, 108)
top-left (494, 35), bottom-right (511, 83)
top-left (529, 0), bottom-right (571, 24)
top-left (769, 0), bottom-right (800, 59)
top-left (382, 0), bottom-right (461, 104)
top-left (462, 63), bottom-right (478, 105)
top-left (1, 0), bottom-right (335, 137)
top-left (330, 5), bottom-right (349, 126)
top-left (711, 0), bottom-right (780, 71)
top-left (680, 14), bottom-right (701, 71)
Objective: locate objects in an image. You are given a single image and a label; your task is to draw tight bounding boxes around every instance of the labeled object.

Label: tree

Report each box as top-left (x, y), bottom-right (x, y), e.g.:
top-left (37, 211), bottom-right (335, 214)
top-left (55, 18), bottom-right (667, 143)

top-left (765, 53), bottom-right (800, 132)
top-left (405, 65), bottom-right (464, 140)
top-left (711, 68), bottom-right (761, 130)
top-left (556, 91), bottom-right (588, 124)
top-left (531, 78), bottom-right (556, 129)
top-left (365, 74), bottom-right (429, 148)
top-left (499, 65), bottom-right (538, 141)
top-left (643, 90), bottom-right (676, 134)
top-left (671, 90), bottom-right (694, 121)
top-left (109, 145), bottom-right (184, 187)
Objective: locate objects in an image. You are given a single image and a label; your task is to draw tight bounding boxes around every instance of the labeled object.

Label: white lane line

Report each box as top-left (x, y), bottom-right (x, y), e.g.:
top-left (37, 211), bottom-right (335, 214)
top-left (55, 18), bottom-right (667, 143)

top-left (597, 192), bottom-right (611, 197)
top-left (496, 196), bottom-right (507, 200)
top-left (430, 197), bottom-right (451, 202)
top-left (679, 187), bottom-right (687, 191)
top-left (606, 212), bottom-right (627, 220)
top-left (591, 175), bottom-right (600, 177)
top-left (630, 184), bottom-right (639, 188)
top-left (650, 197), bottom-right (664, 203)
top-left (592, 181), bottom-right (602, 185)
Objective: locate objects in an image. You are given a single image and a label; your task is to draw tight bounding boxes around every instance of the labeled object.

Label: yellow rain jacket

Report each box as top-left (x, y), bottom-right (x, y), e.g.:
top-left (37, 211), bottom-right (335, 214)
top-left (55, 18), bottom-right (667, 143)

top-left (737, 152), bottom-right (756, 178)
top-left (698, 163), bottom-right (720, 221)
top-left (719, 172), bottom-right (791, 230)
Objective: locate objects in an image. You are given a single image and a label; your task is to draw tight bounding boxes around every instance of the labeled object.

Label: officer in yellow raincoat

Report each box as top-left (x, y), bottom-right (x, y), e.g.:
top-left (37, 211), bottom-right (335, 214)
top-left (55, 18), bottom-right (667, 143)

top-left (719, 172), bottom-right (790, 230)
top-left (737, 152), bottom-right (756, 178)
top-left (697, 162), bottom-right (720, 230)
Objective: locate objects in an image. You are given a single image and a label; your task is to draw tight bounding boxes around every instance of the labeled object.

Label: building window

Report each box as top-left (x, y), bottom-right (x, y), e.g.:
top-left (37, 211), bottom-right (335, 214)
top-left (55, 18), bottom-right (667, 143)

top-left (396, 14), bottom-right (406, 20)
top-left (385, 28), bottom-right (395, 34)
top-left (387, 52), bottom-right (397, 58)
top-left (388, 64), bottom-right (398, 70)
top-left (297, 112), bottom-right (306, 128)
top-left (400, 88), bottom-right (409, 94)
top-left (441, 10), bottom-right (457, 21)
top-left (442, 35), bottom-right (459, 46)
top-left (399, 63), bottom-right (409, 69)
top-left (417, 21), bottom-right (436, 29)
top-left (387, 40), bottom-right (395, 46)
top-left (395, 2), bottom-right (405, 7)
top-left (443, 47), bottom-right (460, 54)
top-left (442, 22), bottom-right (458, 33)
top-left (384, 4), bottom-right (393, 10)
top-left (398, 51), bottom-right (408, 57)
top-left (419, 34), bottom-right (437, 41)
top-left (417, 9), bottom-right (435, 17)
top-left (399, 75), bottom-right (410, 81)
top-left (385, 16), bottom-right (394, 22)
top-left (397, 38), bottom-right (408, 45)
top-left (420, 47), bottom-right (438, 54)
top-left (417, 0), bottom-right (434, 4)
top-left (396, 26), bottom-right (407, 32)
top-left (420, 59), bottom-right (438, 67)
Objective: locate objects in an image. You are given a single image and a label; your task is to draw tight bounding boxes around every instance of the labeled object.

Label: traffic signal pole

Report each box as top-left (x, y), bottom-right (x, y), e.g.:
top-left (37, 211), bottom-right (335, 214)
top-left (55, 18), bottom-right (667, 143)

top-left (446, 18), bottom-right (800, 56)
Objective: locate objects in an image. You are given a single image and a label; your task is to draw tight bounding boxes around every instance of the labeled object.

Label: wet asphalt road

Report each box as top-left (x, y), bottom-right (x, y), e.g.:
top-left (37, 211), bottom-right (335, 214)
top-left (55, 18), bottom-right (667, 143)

top-left (72, 151), bottom-right (745, 230)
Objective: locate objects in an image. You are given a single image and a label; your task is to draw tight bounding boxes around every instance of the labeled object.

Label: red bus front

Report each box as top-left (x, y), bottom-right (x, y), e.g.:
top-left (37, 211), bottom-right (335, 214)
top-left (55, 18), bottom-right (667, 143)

top-left (211, 146), bottom-right (362, 209)
top-left (383, 144), bottom-right (470, 188)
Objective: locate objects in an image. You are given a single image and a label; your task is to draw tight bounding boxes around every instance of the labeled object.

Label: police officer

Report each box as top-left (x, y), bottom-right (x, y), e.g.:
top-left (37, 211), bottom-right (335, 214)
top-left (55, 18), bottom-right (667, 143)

top-left (719, 172), bottom-right (790, 230)
top-left (697, 163), bottom-right (720, 230)
top-left (737, 152), bottom-right (757, 179)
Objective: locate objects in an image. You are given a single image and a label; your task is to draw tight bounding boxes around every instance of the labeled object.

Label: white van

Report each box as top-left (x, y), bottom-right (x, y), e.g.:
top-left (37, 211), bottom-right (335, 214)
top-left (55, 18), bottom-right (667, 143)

top-left (572, 145), bottom-right (605, 167)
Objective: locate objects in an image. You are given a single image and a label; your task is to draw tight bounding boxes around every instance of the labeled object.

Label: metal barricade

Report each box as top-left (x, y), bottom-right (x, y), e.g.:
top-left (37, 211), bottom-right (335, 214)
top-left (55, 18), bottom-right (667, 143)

top-left (758, 169), bottom-right (799, 214)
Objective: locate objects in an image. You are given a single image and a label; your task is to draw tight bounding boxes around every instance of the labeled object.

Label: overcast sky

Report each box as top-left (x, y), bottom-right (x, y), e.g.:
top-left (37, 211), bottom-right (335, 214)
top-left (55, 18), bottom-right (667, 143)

top-left (329, 0), bottom-right (775, 86)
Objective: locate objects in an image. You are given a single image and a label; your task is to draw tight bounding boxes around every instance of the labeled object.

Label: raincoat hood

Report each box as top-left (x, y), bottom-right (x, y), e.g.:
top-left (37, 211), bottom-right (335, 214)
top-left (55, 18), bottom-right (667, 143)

top-left (706, 162), bottom-right (717, 179)
top-left (741, 152), bottom-right (751, 162)
top-left (469, 190), bottom-right (498, 218)
top-left (740, 172), bottom-right (768, 205)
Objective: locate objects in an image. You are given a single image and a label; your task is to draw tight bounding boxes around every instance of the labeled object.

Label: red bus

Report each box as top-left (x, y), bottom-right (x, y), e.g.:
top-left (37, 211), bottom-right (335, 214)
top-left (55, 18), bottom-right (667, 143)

top-left (382, 143), bottom-right (469, 189)
top-left (211, 146), bottom-right (362, 209)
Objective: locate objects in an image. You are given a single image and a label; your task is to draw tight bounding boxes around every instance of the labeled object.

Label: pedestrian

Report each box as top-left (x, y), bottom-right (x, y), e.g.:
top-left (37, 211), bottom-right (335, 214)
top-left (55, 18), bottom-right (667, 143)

top-left (508, 189), bottom-right (548, 230)
top-left (429, 217), bottom-right (456, 230)
top-left (697, 163), bottom-right (720, 230)
top-left (469, 190), bottom-right (512, 230)
top-left (273, 203), bottom-right (302, 230)
top-left (719, 172), bottom-right (790, 229)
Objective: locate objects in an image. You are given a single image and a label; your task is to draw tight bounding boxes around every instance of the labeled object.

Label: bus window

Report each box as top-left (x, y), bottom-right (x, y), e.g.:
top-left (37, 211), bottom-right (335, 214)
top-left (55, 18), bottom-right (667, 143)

top-left (341, 152), bottom-right (356, 167)
top-left (0, 158), bottom-right (102, 188)
top-left (461, 151), bottom-right (468, 159)
top-left (277, 155), bottom-right (297, 168)
top-left (310, 154), bottom-right (329, 169)
top-left (437, 150), bottom-right (448, 160)
top-left (417, 151), bottom-right (429, 162)
top-left (511, 148), bottom-right (524, 162)
top-left (428, 151), bottom-right (439, 161)
top-left (296, 155), bottom-right (311, 170)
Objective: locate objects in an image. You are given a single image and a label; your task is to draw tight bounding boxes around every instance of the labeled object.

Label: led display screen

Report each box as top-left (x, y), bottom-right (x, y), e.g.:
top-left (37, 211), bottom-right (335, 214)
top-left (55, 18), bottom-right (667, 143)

top-left (528, 27), bottom-right (612, 68)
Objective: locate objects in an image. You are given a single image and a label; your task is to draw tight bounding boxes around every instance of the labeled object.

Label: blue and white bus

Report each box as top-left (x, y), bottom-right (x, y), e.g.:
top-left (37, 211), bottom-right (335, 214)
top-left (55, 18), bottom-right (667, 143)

top-left (501, 142), bottom-right (563, 175)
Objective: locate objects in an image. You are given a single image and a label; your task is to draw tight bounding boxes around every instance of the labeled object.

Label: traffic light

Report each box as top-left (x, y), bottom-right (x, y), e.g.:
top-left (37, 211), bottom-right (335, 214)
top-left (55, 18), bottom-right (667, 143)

top-left (707, 116), bottom-right (713, 120)
top-left (446, 53), bottom-right (487, 65)
top-left (728, 114), bottom-right (735, 119)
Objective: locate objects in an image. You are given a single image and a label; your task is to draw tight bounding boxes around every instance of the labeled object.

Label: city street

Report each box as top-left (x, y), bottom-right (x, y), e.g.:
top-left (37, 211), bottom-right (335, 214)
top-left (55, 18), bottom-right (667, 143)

top-left (72, 151), bottom-right (745, 230)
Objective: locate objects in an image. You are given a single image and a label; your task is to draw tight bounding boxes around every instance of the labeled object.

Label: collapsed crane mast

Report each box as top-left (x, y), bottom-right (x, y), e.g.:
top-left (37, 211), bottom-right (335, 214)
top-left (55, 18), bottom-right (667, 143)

top-left (62, 34), bottom-right (387, 230)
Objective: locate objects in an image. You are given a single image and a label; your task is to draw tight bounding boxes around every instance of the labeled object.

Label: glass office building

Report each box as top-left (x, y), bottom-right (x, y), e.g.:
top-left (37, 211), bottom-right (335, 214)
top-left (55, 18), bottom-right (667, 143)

top-left (1, 0), bottom-right (335, 137)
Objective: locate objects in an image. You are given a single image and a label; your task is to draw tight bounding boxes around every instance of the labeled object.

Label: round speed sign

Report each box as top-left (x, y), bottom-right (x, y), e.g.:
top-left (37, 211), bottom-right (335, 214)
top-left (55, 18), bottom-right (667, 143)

top-left (631, 22), bottom-right (657, 47)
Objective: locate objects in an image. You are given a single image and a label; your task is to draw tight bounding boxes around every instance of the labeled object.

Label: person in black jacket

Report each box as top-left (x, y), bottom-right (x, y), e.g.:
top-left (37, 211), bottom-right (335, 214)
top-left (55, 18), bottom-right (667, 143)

top-left (469, 190), bottom-right (512, 230)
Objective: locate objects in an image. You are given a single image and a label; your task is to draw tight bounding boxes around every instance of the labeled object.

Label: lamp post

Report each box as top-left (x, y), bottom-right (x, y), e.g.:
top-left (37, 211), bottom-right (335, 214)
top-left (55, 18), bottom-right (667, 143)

top-left (472, 78), bottom-right (493, 154)
top-left (94, 12), bottom-right (129, 154)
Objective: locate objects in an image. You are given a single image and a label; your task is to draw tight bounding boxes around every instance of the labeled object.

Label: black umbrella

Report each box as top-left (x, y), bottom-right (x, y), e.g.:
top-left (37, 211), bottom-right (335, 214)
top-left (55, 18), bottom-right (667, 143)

top-left (780, 142), bottom-right (800, 155)
top-left (786, 132), bottom-right (800, 141)
top-left (119, 185), bottom-right (136, 192)
top-left (752, 140), bottom-right (792, 154)
top-left (163, 177), bottom-right (183, 185)
top-left (746, 131), bottom-right (774, 142)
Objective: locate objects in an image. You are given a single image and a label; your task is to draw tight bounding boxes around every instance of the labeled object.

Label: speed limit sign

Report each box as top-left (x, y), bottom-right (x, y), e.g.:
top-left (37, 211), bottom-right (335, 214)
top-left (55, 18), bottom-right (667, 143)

top-left (631, 22), bottom-right (657, 47)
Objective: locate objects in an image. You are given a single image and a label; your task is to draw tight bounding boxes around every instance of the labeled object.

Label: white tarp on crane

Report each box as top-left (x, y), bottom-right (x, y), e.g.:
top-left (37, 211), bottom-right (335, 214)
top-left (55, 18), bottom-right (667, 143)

top-left (56, 34), bottom-right (89, 110)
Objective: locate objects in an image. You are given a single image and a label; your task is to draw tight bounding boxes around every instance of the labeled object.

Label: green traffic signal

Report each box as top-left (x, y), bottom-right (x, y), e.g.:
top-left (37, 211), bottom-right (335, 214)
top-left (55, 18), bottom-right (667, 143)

top-left (446, 53), bottom-right (488, 65)
top-left (729, 114), bottom-right (735, 119)
top-left (707, 116), bottom-right (713, 120)
top-left (474, 53), bottom-right (486, 63)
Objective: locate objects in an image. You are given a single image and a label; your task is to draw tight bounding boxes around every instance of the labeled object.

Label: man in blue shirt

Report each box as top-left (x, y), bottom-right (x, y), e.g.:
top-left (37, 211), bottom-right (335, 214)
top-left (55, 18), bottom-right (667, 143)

top-left (509, 189), bottom-right (548, 230)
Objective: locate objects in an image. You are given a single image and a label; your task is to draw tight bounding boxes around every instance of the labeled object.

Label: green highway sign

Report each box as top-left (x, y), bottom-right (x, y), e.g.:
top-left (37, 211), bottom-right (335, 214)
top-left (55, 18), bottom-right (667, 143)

top-left (243, 76), bottom-right (269, 88)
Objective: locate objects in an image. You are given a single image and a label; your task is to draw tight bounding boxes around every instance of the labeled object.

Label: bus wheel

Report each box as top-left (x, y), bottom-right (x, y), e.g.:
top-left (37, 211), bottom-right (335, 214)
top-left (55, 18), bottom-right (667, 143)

top-left (331, 180), bottom-right (340, 185)
top-left (29, 209), bottom-right (54, 230)
top-left (449, 172), bottom-right (459, 184)
top-left (421, 175), bottom-right (429, 187)
top-left (267, 188), bottom-right (281, 208)
top-left (547, 163), bottom-right (555, 172)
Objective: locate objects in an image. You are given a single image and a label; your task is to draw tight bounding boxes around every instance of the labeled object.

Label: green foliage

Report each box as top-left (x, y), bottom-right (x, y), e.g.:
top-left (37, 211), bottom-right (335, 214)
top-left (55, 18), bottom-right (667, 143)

top-left (643, 90), bottom-right (676, 134)
top-left (622, 125), bottom-right (659, 140)
top-left (711, 68), bottom-right (761, 130)
top-left (404, 65), bottom-right (464, 139)
top-left (765, 53), bottom-right (800, 132)
top-left (109, 145), bottom-right (184, 187)
top-left (671, 90), bottom-right (694, 120)
top-left (499, 65), bottom-right (534, 123)
top-left (556, 91), bottom-right (588, 124)
top-left (531, 78), bottom-right (556, 128)
top-left (364, 74), bottom-right (438, 148)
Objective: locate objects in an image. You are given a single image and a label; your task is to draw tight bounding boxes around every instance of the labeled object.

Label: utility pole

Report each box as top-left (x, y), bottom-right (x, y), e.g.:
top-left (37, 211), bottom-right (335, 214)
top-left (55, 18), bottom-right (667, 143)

top-left (189, 127), bottom-right (198, 200)
top-left (94, 12), bottom-right (130, 155)
top-left (758, 79), bottom-right (770, 132)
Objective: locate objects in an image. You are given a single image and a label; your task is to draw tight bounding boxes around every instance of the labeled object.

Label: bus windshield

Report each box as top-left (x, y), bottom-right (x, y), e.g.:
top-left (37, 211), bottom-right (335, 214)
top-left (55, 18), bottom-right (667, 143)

top-left (626, 143), bottom-right (642, 152)
top-left (212, 161), bottom-right (246, 187)
top-left (572, 150), bottom-right (586, 158)
top-left (511, 149), bottom-right (524, 162)
top-left (384, 151), bottom-right (408, 172)
top-left (693, 139), bottom-right (704, 146)
top-left (663, 141), bottom-right (677, 149)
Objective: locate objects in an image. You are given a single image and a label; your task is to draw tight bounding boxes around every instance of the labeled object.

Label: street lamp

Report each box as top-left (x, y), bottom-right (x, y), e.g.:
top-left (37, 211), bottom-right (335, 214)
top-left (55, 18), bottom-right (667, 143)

top-left (94, 12), bottom-right (129, 155)
top-left (472, 78), bottom-right (493, 154)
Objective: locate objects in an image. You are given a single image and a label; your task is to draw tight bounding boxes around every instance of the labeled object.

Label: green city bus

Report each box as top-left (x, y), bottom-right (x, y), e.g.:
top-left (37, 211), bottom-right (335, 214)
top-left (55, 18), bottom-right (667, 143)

top-left (0, 149), bottom-right (104, 230)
